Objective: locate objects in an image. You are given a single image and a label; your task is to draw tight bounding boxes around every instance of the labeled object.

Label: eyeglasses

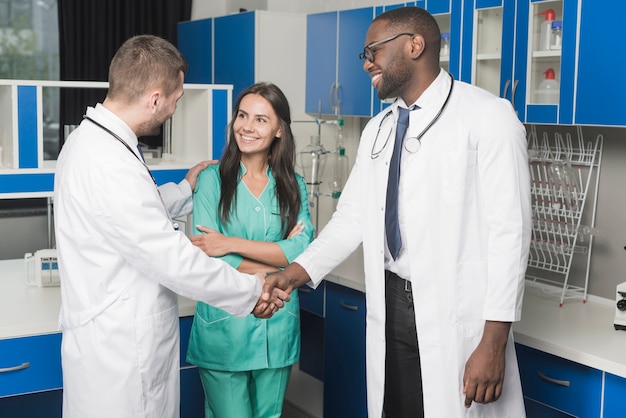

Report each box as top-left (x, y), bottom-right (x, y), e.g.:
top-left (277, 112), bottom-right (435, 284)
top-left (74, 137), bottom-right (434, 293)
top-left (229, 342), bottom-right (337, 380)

top-left (359, 33), bottom-right (415, 63)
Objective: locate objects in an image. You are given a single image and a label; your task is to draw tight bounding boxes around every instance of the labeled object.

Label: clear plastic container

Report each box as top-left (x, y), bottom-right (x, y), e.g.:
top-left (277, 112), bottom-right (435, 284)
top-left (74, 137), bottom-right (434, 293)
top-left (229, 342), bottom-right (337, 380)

top-left (536, 68), bottom-right (560, 104)
top-left (550, 20), bottom-right (562, 50)
top-left (537, 9), bottom-right (555, 51)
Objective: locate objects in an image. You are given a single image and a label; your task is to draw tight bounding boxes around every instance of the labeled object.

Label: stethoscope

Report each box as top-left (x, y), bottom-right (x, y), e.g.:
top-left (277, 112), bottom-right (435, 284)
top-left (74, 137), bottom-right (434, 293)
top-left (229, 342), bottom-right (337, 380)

top-left (83, 115), bottom-right (179, 230)
top-left (371, 72), bottom-right (454, 159)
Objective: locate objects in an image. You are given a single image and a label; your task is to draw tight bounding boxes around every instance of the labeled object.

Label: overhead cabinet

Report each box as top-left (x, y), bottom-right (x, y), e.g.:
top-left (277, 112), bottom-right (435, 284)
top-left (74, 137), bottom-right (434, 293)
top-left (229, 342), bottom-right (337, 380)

top-left (308, 0), bottom-right (624, 126)
top-left (305, 8), bottom-right (374, 117)
top-left (178, 11), bottom-right (306, 157)
top-left (0, 81), bottom-right (231, 198)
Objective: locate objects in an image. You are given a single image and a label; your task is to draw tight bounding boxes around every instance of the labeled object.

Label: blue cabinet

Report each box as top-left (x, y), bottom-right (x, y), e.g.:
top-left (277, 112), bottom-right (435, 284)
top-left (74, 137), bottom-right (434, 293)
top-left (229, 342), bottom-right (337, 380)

top-left (0, 333), bottom-right (63, 418)
top-left (461, 0), bottom-right (626, 126)
top-left (574, 0), bottom-right (626, 126)
top-left (0, 316), bottom-right (203, 418)
top-left (177, 18), bottom-right (213, 84)
top-left (305, 3), bottom-right (465, 117)
top-left (214, 12), bottom-right (256, 102)
top-left (516, 343), bottom-right (602, 417)
top-left (0, 333), bottom-right (62, 397)
top-left (305, 8), bottom-right (374, 117)
top-left (323, 282), bottom-right (367, 418)
top-left (178, 12), bottom-right (306, 159)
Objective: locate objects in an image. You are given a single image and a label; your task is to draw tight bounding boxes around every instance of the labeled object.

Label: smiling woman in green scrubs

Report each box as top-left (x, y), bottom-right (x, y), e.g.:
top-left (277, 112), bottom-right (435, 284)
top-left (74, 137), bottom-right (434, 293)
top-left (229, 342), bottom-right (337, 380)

top-left (186, 82), bottom-right (314, 418)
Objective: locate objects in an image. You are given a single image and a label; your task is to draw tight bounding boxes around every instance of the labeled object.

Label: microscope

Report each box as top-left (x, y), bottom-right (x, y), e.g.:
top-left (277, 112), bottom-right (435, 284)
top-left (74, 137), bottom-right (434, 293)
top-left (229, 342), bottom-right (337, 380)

top-left (615, 282), bottom-right (626, 331)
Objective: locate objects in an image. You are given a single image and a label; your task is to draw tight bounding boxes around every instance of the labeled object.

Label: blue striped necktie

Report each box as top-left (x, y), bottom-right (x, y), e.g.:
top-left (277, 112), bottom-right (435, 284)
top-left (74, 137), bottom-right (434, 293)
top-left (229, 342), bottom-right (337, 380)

top-left (385, 106), bottom-right (413, 260)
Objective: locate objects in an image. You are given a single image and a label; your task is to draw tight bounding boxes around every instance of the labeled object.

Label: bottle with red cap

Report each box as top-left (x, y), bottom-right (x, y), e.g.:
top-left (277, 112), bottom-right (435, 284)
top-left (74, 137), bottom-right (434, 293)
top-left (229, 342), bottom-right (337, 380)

top-left (537, 8), bottom-right (556, 51)
top-left (537, 68), bottom-right (559, 104)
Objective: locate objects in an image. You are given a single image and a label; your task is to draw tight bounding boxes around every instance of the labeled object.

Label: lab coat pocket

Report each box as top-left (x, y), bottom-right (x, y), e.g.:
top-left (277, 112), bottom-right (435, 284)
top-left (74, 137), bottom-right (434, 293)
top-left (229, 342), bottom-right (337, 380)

top-left (134, 305), bottom-right (179, 412)
top-left (441, 150), bottom-right (477, 206)
top-left (454, 260), bottom-right (487, 338)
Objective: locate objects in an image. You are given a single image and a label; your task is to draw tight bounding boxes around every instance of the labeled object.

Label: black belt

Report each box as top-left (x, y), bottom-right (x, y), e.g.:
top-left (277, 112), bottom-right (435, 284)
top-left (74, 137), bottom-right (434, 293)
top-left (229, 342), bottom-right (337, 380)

top-left (386, 270), bottom-right (412, 292)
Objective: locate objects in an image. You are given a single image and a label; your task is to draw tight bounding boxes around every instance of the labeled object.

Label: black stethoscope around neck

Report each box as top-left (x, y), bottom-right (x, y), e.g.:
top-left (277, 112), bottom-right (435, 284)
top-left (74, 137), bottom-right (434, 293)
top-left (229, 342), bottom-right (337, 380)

top-left (370, 72), bottom-right (454, 159)
top-left (83, 115), bottom-right (179, 230)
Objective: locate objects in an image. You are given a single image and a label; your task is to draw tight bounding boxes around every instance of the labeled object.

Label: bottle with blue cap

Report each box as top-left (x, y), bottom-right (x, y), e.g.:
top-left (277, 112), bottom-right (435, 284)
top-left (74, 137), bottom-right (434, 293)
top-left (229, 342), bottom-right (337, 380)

top-left (550, 20), bottom-right (562, 50)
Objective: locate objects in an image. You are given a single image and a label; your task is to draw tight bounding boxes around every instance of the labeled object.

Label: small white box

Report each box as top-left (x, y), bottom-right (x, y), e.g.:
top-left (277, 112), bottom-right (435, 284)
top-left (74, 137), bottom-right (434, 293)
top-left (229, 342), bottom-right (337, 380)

top-left (25, 249), bottom-right (60, 287)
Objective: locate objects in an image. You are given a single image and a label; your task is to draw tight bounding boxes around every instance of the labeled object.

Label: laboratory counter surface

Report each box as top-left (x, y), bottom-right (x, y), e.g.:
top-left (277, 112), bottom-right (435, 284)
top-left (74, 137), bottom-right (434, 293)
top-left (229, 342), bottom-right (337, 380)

top-left (2, 258), bottom-right (626, 380)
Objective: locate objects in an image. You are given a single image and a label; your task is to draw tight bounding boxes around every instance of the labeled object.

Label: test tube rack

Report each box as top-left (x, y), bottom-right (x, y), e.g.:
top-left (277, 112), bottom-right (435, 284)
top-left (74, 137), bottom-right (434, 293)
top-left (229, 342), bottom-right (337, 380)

top-left (525, 125), bottom-right (603, 306)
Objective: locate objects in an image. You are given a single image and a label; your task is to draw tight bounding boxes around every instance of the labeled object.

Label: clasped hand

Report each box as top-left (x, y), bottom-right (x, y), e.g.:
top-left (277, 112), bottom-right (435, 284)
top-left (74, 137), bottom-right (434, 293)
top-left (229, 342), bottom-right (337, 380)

top-left (252, 270), bottom-right (295, 318)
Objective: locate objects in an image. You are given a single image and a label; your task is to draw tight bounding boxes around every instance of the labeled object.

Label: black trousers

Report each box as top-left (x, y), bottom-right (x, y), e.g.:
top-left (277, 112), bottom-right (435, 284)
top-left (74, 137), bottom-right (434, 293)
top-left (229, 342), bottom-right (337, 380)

top-left (383, 271), bottom-right (424, 418)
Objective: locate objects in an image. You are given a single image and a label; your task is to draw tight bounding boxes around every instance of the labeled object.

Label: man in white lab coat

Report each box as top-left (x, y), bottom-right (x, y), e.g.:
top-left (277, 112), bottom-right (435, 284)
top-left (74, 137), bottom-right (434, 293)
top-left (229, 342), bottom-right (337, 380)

top-left (268, 7), bottom-right (531, 418)
top-left (54, 35), bottom-right (286, 418)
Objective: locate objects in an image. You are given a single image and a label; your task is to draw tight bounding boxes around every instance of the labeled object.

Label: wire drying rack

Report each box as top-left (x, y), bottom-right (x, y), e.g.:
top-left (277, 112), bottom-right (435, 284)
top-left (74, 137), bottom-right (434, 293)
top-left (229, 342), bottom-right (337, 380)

top-left (525, 125), bottom-right (603, 306)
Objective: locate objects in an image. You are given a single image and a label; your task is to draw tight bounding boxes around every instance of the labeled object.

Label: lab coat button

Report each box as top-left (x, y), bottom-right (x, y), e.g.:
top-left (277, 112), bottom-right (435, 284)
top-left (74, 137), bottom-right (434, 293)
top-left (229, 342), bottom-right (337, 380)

top-left (255, 207), bottom-right (260, 212)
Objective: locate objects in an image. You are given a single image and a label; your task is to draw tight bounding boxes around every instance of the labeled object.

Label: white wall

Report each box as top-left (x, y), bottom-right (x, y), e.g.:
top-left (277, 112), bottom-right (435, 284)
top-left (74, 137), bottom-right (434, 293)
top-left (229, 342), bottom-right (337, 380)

top-left (192, 0), bottom-right (400, 19)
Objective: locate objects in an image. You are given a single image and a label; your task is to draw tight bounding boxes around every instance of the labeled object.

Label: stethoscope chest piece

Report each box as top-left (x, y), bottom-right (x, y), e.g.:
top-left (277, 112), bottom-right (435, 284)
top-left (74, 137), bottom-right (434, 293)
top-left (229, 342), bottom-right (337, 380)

top-left (404, 137), bottom-right (421, 153)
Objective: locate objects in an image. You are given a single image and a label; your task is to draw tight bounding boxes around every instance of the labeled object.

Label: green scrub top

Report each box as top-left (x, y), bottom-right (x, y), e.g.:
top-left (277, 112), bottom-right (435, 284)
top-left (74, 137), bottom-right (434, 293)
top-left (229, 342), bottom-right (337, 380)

top-left (186, 163), bottom-right (314, 371)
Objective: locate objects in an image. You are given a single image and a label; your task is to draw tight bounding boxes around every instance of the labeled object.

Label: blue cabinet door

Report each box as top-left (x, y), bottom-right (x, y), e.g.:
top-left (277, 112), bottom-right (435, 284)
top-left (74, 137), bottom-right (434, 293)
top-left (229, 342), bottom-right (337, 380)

top-left (305, 12), bottom-right (338, 115)
top-left (603, 372), bottom-right (626, 418)
top-left (575, 0), bottom-right (626, 126)
top-left (177, 19), bottom-right (213, 84)
top-left (337, 8), bottom-right (375, 117)
top-left (461, 0), bottom-right (518, 101)
top-left (516, 344), bottom-right (602, 417)
top-left (521, 0), bottom-right (580, 124)
top-left (306, 8), bottom-right (373, 117)
top-left (180, 367), bottom-right (204, 418)
top-left (214, 12), bottom-right (255, 103)
top-left (0, 333), bottom-right (62, 397)
top-left (323, 282), bottom-right (367, 418)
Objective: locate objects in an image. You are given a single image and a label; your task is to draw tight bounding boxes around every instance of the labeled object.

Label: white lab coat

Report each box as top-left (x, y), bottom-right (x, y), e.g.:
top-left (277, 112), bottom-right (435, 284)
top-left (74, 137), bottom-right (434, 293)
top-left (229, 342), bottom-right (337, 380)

top-left (54, 104), bottom-right (262, 418)
top-left (296, 71), bottom-right (531, 417)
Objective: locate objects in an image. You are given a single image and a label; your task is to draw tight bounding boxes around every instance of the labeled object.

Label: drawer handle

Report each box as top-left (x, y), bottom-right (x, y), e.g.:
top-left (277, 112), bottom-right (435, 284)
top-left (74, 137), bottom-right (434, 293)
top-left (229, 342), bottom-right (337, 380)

top-left (0, 362), bottom-right (30, 373)
top-left (537, 371), bottom-right (570, 387)
top-left (299, 287), bottom-right (311, 294)
top-left (340, 301), bottom-right (358, 311)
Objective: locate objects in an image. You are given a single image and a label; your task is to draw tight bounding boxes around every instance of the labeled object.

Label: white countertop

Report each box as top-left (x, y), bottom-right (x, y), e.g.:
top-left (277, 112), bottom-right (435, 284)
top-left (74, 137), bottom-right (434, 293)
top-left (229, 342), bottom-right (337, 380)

top-left (512, 285), bottom-right (626, 378)
top-left (0, 258), bottom-right (196, 340)
top-left (2, 257), bottom-right (625, 379)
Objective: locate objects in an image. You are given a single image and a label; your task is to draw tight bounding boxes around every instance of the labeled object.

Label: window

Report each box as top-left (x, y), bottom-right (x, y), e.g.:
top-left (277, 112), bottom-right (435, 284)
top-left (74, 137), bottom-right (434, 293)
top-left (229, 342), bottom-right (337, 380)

top-left (0, 0), bottom-right (60, 159)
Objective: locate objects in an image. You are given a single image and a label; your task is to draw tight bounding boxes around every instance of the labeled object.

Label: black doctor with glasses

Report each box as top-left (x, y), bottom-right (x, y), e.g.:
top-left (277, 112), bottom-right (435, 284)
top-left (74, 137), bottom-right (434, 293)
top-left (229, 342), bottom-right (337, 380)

top-left (258, 6), bottom-right (532, 418)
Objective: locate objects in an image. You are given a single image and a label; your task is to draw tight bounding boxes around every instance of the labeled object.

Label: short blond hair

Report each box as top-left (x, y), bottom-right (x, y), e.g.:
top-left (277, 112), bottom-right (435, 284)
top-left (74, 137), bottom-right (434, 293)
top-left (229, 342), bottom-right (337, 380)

top-left (107, 35), bottom-right (188, 103)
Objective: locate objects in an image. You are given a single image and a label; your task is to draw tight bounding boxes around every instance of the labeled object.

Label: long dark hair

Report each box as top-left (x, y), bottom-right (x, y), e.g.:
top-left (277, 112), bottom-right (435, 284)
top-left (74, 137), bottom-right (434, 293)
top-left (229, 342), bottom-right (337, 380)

top-left (218, 82), bottom-right (300, 238)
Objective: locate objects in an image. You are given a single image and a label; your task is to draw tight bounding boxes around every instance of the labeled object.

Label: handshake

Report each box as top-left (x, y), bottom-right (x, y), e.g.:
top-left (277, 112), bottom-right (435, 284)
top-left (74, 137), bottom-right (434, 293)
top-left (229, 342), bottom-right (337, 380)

top-left (251, 264), bottom-right (309, 318)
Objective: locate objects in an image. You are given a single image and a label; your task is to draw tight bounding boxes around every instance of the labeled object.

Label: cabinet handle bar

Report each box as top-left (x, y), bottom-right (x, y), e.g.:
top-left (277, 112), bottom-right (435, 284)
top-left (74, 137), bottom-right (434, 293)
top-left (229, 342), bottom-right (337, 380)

top-left (339, 301), bottom-right (358, 311)
top-left (0, 362), bottom-right (30, 373)
top-left (537, 371), bottom-right (570, 387)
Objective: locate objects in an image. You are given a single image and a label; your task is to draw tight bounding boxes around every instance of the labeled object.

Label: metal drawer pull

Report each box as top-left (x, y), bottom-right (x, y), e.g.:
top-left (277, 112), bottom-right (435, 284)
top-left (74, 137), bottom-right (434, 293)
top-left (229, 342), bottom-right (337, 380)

top-left (0, 362), bottom-right (30, 373)
top-left (537, 371), bottom-right (570, 387)
top-left (299, 288), bottom-right (311, 294)
top-left (340, 301), bottom-right (359, 311)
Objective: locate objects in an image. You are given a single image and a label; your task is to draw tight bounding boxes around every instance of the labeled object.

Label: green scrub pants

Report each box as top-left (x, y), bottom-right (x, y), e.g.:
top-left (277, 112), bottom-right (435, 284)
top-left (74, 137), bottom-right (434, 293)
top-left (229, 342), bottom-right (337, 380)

top-left (198, 365), bottom-right (292, 418)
